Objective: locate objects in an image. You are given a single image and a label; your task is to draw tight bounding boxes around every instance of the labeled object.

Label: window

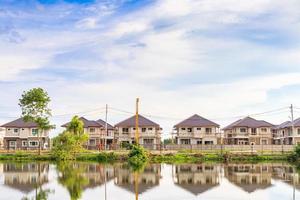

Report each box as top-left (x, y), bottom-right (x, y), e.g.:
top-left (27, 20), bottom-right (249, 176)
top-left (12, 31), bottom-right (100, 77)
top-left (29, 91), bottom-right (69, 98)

top-left (181, 128), bottom-right (186, 131)
top-left (205, 128), bottom-right (212, 134)
top-left (89, 128), bottom-right (95, 133)
top-left (29, 141), bottom-right (39, 147)
top-left (240, 128), bottom-right (246, 133)
top-left (133, 127), bottom-right (136, 130)
top-left (197, 140), bottom-right (202, 145)
top-left (204, 141), bottom-right (213, 145)
top-left (196, 127), bottom-right (201, 130)
top-left (180, 139), bottom-right (190, 145)
top-left (251, 128), bottom-right (256, 134)
top-left (261, 128), bottom-right (267, 132)
top-left (122, 128), bottom-right (129, 133)
top-left (261, 139), bottom-right (268, 145)
top-left (14, 129), bottom-right (19, 133)
top-left (22, 141), bottom-right (27, 147)
top-left (142, 128), bottom-right (147, 132)
top-left (32, 129), bottom-right (38, 136)
top-left (148, 128), bottom-right (153, 131)
top-left (89, 139), bottom-right (96, 146)
top-left (9, 141), bottom-right (16, 147)
top-left (298, 129), bottom-right (300, 135)
top-left (187, 128), bottom-right (192, 132)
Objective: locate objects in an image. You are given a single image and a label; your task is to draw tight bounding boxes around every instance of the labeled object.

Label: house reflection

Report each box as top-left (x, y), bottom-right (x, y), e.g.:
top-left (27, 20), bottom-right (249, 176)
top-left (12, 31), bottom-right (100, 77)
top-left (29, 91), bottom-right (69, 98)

top-left (271, 163), bottom-right (300, 190)
top-left (81, 163), bottom-right (115, 189)
top-left (174, 163), bottom-right (220, 195)
top-left (224, 163), bottom-right (272, 193)
top-left (2, 162), bottom-right (49, 193)
top-left (114, 164), bottom-right (161, 194)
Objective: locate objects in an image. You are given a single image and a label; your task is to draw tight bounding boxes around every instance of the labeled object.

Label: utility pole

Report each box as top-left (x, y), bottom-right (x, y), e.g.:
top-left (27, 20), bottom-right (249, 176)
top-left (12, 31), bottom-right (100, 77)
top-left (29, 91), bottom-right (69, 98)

top-left (105, 104), bottom-right (108, 150)
top-left (290, 104), bottom-right (295, 145)
top-left (135, 98), bottom-right (140, 145)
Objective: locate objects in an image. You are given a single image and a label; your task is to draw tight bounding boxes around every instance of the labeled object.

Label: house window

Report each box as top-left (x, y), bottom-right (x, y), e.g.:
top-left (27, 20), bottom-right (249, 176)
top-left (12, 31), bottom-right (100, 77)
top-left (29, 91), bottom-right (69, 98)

top-left (196, 128), bottom-right (201, 130)
top-left (142, 128), bottom-right (147, 132)
top-left (240, 128), bottom-right (246, 133)
top-left (197, 140), bottom-right (202, 145)
top-left (204, 141), bottom-right (213, 145)
top-left (251, 128), bottom-right (256, 134)
top-left (133, 128), bottom-right (136, 130)
top-left (261, 139), bottom-right (268, 145)
top-left (89, 139), bottom-right (96, 146)
top-left (9, 141), bottom-right (16, 147)
top-left (261, 128), bottom-right (267, 132)
top-left (32, 129), bottom-right (38, 136)
top-left (122, 128), bottom-right (129, 133)
top-left (297, 129), bottom-right (300, 135)
top-left (28, 141), bottom-right (39, 147)
top-left (14, 129), bottom-right (19, 133)
top-left (205, 128), bottom-right (212, 134)
top-left (148, 128), bottom-right (153, 131)
top-left (22, 141), bottom-right (27, 147)
top-left (89, 128), bottom-right (95, 133)
top-left (187, 128), bottom-right (192, 132)
top-left (180, 139), bottom-right (190, 145)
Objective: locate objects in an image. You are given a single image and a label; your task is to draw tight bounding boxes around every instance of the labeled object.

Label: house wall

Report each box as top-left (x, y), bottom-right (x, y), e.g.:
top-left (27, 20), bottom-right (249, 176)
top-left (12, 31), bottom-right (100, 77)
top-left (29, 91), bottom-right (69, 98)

top-left (224, 127), bottom-right (273, 145)
top-left (115, 126), bottom-right (161, 147)
top-left (175, 126), bottom-right (220, 145)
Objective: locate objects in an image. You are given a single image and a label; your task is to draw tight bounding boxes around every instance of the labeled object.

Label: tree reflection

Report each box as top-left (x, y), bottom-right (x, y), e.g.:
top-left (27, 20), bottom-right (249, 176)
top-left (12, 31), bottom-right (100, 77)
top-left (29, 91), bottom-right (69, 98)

top-left (57, 162), bottom-right (89, 200)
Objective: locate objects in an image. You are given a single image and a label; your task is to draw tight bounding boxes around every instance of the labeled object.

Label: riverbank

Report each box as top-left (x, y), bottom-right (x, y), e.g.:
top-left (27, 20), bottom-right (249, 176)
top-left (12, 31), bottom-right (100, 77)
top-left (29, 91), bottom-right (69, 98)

top-left (0, 150), bottom-right (291, 163)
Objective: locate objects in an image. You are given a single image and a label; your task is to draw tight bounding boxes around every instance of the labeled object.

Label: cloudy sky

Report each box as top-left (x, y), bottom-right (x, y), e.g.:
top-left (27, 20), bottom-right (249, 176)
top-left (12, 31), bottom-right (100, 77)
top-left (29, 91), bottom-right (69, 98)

top-left (1, 0), bottom-right (300, 137)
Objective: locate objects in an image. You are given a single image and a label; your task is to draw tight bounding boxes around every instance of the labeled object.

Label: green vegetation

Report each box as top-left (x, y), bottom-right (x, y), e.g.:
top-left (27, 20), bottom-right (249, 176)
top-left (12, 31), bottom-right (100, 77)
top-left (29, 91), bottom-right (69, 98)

top-left (51, 116), bottom-right (89, 160)
top-left (57, 162), bottom-right (89, 200)
top-left (288, 144), bottom-right (300, 162)
top-left (19, 88), bottom-right (55, 155)
top-left (128, 144), bottom-right (149, 171)
top-left (0, 150), bottom-right (290, 163)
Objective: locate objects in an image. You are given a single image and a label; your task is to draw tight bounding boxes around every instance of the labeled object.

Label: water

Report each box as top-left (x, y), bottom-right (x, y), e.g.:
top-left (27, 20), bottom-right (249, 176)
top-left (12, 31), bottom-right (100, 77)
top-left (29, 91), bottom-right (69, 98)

top-left (0, 162), bottom-right (299, 200)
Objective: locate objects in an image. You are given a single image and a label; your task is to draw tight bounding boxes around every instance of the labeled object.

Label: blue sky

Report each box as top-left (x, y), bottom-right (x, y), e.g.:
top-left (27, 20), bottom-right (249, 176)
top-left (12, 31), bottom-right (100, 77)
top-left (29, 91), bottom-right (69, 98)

top-left (1, 0), bottom-right (300, 137)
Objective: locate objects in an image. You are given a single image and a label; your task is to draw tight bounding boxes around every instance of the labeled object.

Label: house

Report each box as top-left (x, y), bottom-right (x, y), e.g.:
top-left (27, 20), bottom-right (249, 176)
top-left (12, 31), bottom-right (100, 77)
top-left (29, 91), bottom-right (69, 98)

top-left (1, 118), bottom-right (50, 150)
top-left (62, 117), bottom-right (115, 150)
top-left (174, 114), bottom-right (220, 145)
top-left (223, 117), bottom-right (274, 145)
top-left (0, 127), bottom-right (4, 149)
top-left (273, 119), bottom-right (300, 145)
top-left (114, 114), bottom-right (161, 149)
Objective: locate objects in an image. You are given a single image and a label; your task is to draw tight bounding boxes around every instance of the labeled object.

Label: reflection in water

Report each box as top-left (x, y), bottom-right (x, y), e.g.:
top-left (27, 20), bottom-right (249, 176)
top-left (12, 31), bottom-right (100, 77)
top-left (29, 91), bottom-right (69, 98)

top-left (225, 163), bottom-right (272, 193)
top-left (0, 162), bottom-right (299, 200)
top-left (114, 163), bottom-right (161, 195)
top-left (3, 163), bottom-right (49, 193)
top-left (174, 164), bottom-right (220, 195)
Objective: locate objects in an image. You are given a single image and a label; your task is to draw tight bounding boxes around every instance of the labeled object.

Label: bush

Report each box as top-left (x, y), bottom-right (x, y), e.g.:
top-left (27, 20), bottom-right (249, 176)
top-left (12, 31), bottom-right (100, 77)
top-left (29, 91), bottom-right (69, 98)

top-left (128, 144), bottom-right (149, 171)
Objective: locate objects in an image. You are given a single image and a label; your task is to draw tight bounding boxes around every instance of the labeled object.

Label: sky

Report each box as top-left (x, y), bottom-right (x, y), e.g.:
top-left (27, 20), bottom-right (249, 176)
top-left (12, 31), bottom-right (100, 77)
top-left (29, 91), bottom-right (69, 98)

top-left (0, 0), bottom-right (300, 138)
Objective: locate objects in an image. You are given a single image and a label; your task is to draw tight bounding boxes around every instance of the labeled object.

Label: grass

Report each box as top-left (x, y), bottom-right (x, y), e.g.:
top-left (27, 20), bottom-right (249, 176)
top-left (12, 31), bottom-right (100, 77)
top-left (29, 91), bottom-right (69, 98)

top-left (0, 150), bottom-right (291, 163)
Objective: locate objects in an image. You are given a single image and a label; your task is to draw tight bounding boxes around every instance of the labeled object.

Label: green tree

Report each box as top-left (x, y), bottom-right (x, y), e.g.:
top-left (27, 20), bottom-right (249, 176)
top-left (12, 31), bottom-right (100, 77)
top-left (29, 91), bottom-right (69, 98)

top-left (52, 116), bottom-right (89, 160)
top-left (19, 88), bottom-right (55, 155)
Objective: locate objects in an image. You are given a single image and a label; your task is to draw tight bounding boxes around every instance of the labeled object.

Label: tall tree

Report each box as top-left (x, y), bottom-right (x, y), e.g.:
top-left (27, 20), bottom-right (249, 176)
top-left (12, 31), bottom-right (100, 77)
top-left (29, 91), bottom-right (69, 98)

top-left (19, 88), bottom-right (55, 155)
top-left (67, 116), bottom-right (84, 136)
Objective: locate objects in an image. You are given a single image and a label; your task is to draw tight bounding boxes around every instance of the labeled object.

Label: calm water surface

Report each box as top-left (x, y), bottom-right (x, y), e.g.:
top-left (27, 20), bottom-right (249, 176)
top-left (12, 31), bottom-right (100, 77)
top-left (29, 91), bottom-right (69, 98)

top-left (0, 161), bottom-right (299, 200)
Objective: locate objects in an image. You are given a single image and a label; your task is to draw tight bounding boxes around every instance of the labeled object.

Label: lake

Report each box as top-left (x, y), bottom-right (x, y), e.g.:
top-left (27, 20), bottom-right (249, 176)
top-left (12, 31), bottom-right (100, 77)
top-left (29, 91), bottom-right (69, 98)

top-left (0, 161), bottom-right (299, 200)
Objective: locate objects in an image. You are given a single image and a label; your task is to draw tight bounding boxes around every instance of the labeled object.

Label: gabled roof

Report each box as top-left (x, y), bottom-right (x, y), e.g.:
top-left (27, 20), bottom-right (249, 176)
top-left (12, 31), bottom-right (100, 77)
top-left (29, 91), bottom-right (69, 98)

top-left (96, 118), bottom-right (114, 130)
top-left (174, 114), bottom-right (219, 128)
top-left (276, 118), bottom-right (300, 129)
top-left (223, 117), bottom-right (274, 130)
top-left (115, 115), bottom-right (160, 128)
top-left (1, 118), bottom-right (38, 128)
top-left (62, 117), bottom-right (113, 129)
top-left (274, 121), bottom-right (291, 129)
